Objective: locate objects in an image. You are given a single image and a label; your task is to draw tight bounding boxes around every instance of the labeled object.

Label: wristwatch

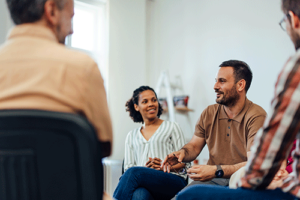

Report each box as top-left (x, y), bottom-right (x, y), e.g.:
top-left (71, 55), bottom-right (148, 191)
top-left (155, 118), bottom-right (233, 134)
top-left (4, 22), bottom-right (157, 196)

top-left (215, 165), bottom-right (224, 178)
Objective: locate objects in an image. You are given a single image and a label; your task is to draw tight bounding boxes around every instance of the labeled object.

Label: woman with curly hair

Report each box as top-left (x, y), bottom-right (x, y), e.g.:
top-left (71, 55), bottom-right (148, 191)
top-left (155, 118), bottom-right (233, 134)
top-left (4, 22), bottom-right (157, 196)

top-left (113, 86), bottom-right (187, 200)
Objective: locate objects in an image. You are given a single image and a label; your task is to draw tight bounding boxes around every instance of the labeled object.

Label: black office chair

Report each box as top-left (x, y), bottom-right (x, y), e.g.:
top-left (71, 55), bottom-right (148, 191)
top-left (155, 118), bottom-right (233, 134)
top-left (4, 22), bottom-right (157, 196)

top-left (0, 109), bottom-right (103, 200)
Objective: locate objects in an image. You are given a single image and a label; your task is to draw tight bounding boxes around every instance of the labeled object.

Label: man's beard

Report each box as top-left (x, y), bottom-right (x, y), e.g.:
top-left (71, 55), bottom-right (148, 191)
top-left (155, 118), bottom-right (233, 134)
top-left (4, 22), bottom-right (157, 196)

top-left (215, 86), bottom-right (239, 107)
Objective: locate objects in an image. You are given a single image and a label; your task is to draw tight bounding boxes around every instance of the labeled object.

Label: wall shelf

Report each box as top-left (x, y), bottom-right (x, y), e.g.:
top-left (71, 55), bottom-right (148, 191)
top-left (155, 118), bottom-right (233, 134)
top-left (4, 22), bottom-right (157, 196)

top-left (156, 71), bottom-right (193, 120)
top-left (162, 107), bottom-right (194, 113)
top-left (175, 107), bottom-right (194, 112)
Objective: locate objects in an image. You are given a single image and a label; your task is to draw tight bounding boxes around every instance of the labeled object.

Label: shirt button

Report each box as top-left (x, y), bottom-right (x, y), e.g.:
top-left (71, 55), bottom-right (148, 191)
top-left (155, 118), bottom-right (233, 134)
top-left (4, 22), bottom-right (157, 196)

top-left (227, 134), bottom-right (229, 136)
top-left (228, 119), bottom-right (231, 122)
top-left (228, 126), bottom-right (230, 129)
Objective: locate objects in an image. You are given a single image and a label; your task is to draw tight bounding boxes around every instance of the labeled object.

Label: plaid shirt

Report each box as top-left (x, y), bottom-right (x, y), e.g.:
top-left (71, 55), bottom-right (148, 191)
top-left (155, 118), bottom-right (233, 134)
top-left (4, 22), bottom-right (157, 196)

top-left (238, 50), bottom-right (300, 197)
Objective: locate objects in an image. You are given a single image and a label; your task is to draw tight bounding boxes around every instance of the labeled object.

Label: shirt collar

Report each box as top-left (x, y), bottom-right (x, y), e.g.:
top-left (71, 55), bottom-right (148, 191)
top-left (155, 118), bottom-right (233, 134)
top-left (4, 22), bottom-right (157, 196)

top-left (219, 98), bottom-right (251, 123)
top-left (7, 24), bottom-right (58, 43)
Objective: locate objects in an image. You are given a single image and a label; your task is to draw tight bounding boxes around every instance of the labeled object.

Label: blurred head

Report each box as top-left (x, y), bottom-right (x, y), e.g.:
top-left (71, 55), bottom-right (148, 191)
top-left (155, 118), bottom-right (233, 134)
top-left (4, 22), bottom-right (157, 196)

top-left (126, 86), bottom-right (163, 123)
top-left (6, 0), bottom-right (74, 44)
top-left (281, 0), bottom-right (300, 49)
top-left (214, 60), bottom-right (252, 107)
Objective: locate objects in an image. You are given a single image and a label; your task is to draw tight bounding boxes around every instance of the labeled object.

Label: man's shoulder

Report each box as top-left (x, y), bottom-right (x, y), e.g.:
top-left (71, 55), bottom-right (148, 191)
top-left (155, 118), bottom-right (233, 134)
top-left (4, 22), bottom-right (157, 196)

top-left (195, 103), bottom-right (220, 124)
top-left (0, 38), bottom-right (97, 71)
top-left (246, 100), bottom-right (267, 117)
top-left (51, 44), bottom-right (96, 67)
top-left (202, 103), bottom-right (220, 116)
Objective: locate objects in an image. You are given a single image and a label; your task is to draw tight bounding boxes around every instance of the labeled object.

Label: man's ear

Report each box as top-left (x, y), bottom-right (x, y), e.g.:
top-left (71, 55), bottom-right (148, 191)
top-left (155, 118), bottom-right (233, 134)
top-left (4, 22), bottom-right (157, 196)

top-left (237, 79), bottom-right (246, 92)
top-left (134, 104), bottom-right (139, 112)
top-left (289, 11), bottom-right (300, 29)
top-left (44, 0), bottom-right (60, 26)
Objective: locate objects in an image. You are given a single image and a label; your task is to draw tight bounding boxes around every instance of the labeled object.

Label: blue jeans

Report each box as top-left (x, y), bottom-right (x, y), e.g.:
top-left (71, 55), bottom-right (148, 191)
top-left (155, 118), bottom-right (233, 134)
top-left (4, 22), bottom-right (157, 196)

top-left (176, 185), bottom-right (299, 200)
top-left (113, 167), bottom-right (187, 200)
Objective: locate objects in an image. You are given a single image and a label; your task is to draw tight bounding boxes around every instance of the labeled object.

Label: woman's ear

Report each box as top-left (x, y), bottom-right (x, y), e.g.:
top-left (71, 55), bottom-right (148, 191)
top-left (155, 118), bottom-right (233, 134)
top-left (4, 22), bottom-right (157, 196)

top-left (134, 104), bottom-right (139, 112)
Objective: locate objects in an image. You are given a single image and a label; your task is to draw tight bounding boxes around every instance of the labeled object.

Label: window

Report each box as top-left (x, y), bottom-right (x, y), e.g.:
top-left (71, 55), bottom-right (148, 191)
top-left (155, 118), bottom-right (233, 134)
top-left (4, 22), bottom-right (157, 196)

top-left (66, 0), bottom-right (108, 91)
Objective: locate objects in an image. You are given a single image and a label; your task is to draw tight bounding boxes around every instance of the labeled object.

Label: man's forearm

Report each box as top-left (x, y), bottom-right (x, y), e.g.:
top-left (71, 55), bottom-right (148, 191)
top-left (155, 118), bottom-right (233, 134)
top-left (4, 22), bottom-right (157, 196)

top-left (180, 143), bottom-right (201, 162)
top-left (221, 162), bottom-right (247, 178)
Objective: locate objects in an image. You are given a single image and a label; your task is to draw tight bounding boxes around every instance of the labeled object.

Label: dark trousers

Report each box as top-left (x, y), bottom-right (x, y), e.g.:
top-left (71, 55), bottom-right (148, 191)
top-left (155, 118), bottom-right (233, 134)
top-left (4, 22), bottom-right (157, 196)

top-left (176, 185), bottom-right (298, 200)
top-left (113, 167), bottom-right (187, 200)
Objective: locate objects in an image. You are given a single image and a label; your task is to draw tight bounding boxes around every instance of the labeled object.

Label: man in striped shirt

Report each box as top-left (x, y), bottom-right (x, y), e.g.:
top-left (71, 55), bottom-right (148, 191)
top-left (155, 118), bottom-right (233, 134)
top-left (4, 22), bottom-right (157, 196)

top-left (238, 0), bottom-right (300, 196)
top-left (176, 0), bottom-right (300, 199)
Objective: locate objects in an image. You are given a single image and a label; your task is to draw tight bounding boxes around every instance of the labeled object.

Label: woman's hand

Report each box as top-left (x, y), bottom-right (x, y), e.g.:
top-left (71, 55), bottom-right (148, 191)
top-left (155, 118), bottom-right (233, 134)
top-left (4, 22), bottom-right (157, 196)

top-left (145, 157), bottom-right (162, 170)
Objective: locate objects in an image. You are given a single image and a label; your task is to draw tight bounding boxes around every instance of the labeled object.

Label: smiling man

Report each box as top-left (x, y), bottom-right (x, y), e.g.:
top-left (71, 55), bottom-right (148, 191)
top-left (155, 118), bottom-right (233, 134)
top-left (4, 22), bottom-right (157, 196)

top-left (162, 60), bottom-right (266, 188)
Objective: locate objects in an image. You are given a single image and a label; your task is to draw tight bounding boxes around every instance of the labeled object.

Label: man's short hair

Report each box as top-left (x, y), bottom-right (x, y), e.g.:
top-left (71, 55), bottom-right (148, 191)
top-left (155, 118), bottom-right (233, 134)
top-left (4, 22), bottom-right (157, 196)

top-left (6, 0), bottom-right (66, 25)
top-left (282, 0), bottom-right (300, 18)
top-left (219, 60), bottom-right (253, 93)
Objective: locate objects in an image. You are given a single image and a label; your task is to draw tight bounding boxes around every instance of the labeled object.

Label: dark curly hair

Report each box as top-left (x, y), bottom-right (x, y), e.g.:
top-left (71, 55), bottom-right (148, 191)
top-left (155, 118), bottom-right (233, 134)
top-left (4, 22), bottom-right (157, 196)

top-left (126, 86), bottom-right (163, 123)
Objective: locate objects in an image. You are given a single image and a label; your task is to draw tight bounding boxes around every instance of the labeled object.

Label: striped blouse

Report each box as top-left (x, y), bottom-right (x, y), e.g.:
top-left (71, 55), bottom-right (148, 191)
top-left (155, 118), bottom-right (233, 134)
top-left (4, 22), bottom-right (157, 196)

top-left (238, 50), bottom-right (300, 197)
top-left (124, 121), bottom-right (186, 178)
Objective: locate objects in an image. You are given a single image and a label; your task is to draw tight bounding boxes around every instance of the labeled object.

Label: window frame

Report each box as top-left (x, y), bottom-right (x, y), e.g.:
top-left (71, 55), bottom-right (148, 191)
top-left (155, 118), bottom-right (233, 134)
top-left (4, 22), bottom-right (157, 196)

top-left (66, 0), bottom-right (109, 93)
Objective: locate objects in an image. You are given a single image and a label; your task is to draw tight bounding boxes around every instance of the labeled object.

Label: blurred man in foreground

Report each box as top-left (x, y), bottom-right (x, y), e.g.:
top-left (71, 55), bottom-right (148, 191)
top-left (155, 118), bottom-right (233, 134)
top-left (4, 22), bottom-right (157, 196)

top-left (0, 0), bottom-right (113, 156)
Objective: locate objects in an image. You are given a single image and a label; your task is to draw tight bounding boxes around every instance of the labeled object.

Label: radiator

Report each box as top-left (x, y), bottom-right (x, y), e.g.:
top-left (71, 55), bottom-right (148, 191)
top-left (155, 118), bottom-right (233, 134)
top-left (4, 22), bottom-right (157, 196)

top-left (103, 159), bottom-right (123, 197)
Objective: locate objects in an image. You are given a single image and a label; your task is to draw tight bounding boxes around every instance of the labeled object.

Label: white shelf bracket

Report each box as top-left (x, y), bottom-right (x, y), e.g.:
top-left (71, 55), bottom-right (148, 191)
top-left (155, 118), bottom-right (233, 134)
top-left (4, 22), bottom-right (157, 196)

top-left (155, 71), bottom-right (175, 122)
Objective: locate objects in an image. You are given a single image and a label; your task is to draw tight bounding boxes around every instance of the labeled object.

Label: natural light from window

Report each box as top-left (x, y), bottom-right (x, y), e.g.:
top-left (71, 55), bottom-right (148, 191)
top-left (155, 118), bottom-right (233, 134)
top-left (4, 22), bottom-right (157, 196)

top-left (72, 7), bottom-right (95, 51)
top-left (66, 0), bottom-right (108, 92)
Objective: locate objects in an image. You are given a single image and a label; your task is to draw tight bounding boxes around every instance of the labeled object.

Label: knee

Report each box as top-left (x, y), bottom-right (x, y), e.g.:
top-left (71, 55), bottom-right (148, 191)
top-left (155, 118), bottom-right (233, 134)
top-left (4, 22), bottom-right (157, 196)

top-left (132, 187), bottom-right (153, 200)
top-left (123, 166), bottom-right (146, 178)
top-left (124, 166), bottom-right (141, 176)
top-left (176, 186), bottom-right (198, 200)
top-left (176, 190), bottom-right (186, 200)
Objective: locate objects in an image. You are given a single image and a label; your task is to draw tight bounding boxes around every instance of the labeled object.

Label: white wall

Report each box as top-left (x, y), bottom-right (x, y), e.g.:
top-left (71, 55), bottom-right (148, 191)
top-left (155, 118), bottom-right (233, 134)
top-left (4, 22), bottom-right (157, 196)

top-left (0, 0), bottom-right (296, 164)
top-left (146, 0), bottom-right (295, 163)
top-left (0, 0), bottom-right (12, 44)
top-left (108, 0), bottom-right (147, 160)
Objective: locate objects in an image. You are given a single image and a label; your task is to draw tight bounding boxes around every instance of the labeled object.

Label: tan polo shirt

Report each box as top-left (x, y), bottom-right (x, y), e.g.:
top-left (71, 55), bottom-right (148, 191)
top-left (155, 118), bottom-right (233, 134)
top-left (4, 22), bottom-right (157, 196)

top-left (195, 98), bottom-right (266, 165)
top-left (0, 24), bottom-right (112, 150)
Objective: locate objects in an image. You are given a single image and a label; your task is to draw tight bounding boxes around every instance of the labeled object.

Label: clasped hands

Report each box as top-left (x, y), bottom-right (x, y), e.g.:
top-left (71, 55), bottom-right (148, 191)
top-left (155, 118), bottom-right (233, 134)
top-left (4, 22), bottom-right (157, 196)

top-left (160, 150), bottom-right (216, 181)
top-left (145, 157), bottom-right (163, 170)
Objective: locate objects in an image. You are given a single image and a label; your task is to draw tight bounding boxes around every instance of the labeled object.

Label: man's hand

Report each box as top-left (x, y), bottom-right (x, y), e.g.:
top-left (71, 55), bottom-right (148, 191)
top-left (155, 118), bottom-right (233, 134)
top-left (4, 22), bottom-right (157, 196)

top-left (145, 157), bottom-right (162, 170)
top-left (267, 163), bottom-right (289, 190)
top-left (187, 165), bottom-right (217, 182)
top-left (161, 150), bottom-right (186, 173)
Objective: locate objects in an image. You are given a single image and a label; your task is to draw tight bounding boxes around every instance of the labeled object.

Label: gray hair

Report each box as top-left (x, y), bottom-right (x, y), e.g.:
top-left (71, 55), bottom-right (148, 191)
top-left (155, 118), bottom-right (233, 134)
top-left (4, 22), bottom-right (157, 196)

top-left (6, 0), bottom-right (66, 25)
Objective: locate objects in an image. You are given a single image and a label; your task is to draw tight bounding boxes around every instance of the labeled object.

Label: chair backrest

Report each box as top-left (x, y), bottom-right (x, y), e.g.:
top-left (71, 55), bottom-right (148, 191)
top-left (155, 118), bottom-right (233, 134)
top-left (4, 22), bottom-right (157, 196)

top-left (0, 109), bottom-right (103, 200)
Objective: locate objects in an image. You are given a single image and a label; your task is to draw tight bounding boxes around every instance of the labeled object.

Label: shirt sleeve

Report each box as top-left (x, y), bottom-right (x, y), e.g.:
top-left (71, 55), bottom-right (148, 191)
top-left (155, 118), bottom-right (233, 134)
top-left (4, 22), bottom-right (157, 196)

top-left (194, 109), bottom-right (207, 138)
top-left (238, 57), bottom-right (300, 191)
top-left (246, 115), bottom-right (266, 152)
top-left (124, 131), bottom-right (136, 172)
top-left (84, 62), bottom-right (113, 157)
